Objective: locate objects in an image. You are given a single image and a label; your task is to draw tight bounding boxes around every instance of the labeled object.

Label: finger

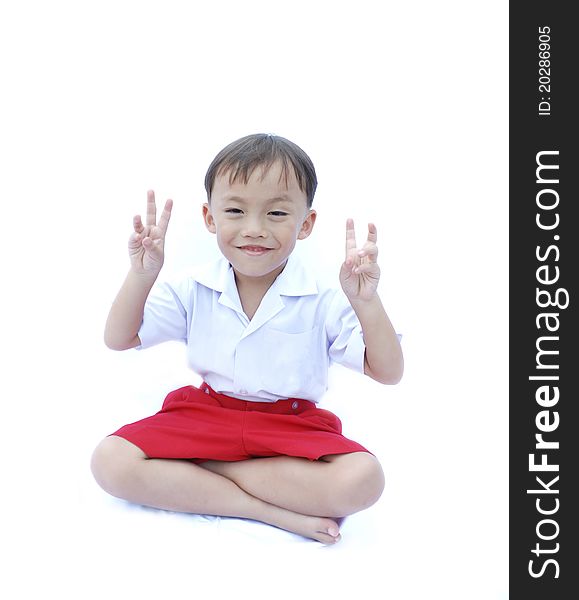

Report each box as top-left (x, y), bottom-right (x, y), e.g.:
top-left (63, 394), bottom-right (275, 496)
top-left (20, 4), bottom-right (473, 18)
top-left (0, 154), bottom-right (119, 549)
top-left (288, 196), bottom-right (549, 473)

top-left (358, 244), bottom-right (378, 262)
top-left (345, 218), bottom-right (357, 255)
top-left (146, 190), bottom-right (157, 227)
top-left (157, 199), bottom-right (173, 236)
top-left (133, 214), bottom-right (144, 233)
top-left (366, 223), bottom-right (377, 244)
top-left (128, 231), bottom-right (143, 249)
top-left (340, 259), bottom-right (355, 278)
top-left (353, 263), bottom-right (380, 275)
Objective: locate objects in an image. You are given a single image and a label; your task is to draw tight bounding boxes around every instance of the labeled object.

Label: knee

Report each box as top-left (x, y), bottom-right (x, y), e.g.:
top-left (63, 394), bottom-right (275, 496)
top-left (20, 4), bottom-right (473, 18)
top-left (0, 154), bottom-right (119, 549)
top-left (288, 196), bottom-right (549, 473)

top-left (90, 436), bottom-right (145, 497)
top-left (330, 453), bottom-right (385, 517)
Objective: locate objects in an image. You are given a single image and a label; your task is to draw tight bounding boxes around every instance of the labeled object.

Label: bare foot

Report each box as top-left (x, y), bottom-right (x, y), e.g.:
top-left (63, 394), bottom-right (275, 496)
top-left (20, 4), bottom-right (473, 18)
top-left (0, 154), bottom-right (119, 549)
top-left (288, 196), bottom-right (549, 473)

top-left (200, 459), bottom-right (342, 544)
top-left (246, 500), bottom-right (342, 545)
top-left (308, 516), bottom-right (342, 545)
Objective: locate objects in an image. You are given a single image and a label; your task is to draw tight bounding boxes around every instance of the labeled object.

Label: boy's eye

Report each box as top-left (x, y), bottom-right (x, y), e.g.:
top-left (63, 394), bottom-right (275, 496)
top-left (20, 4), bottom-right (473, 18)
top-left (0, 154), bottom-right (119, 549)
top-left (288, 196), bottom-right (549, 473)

top-left (269, 211), bottom-right (288, 217)
top-left (224, 208), bottom-right (243, 214)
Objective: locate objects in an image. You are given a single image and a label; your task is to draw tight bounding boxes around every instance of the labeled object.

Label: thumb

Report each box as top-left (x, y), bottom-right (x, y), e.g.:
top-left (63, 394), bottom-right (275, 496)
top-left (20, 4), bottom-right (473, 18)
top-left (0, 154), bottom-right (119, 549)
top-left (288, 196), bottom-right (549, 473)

top-left (142, 236), bottom-right (164, 259)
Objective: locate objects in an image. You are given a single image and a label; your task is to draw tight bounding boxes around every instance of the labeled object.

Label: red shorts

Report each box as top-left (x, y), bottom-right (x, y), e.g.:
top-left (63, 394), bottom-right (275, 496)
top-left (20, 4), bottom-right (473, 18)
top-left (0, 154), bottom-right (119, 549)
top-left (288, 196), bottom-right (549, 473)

top-left (110, 382), bottom-right (370, 462)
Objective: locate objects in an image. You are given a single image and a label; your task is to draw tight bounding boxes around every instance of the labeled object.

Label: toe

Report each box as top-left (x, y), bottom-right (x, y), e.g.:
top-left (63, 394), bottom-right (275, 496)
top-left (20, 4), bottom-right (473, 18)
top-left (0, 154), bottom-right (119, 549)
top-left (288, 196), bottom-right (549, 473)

top-left (316, 531), bottom-right (341, 545)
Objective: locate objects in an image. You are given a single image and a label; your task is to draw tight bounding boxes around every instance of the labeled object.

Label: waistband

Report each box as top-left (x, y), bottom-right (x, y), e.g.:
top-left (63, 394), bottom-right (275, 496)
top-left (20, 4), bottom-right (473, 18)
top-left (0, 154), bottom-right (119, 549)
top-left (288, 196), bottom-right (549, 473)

top-left (199, 382), bottom-right (316, 415)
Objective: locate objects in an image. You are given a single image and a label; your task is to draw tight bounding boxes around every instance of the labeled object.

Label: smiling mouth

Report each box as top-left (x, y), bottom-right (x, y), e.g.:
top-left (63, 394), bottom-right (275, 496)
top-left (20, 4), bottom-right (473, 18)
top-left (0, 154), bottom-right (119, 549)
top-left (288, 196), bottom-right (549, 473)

top-left (238, 245), bottom-right (273, 255)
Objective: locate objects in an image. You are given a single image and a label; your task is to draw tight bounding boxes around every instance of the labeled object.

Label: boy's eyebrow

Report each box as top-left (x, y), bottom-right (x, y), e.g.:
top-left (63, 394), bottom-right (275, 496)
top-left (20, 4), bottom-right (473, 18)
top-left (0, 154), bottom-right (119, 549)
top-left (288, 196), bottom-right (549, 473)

top-left (223, 195), bottom-right (293, 203)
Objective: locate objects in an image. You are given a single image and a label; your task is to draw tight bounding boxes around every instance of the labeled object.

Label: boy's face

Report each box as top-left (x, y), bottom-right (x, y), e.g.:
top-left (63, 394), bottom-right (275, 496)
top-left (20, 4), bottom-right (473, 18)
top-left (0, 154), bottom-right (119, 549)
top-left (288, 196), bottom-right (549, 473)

top-left (203, 161), bottom-right (316, 284)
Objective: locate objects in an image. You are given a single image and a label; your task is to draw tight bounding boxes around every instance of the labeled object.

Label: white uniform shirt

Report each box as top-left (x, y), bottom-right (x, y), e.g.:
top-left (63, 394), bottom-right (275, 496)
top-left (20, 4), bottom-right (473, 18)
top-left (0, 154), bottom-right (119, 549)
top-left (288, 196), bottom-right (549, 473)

top-left (137, 253), bottom-right (366, 403)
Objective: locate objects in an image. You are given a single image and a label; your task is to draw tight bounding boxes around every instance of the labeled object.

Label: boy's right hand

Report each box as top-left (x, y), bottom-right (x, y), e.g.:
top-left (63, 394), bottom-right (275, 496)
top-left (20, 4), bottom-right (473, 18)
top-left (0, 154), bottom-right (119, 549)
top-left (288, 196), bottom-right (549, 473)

top-left (128, 190), bottom-right (173, 277)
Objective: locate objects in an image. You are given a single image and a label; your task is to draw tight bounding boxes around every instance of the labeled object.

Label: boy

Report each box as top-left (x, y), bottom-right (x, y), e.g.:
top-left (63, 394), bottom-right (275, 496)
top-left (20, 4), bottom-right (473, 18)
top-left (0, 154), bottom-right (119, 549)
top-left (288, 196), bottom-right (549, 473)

top-left (91, 133), bottom-right (403, 544)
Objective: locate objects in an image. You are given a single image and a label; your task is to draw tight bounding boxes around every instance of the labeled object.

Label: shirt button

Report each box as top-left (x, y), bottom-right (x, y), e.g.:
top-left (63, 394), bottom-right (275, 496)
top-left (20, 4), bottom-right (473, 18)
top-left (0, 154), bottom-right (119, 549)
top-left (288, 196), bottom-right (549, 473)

top-left (292, 401), bottom-right (299, 410)
top-left (239, 389), bottom-right (248, 395)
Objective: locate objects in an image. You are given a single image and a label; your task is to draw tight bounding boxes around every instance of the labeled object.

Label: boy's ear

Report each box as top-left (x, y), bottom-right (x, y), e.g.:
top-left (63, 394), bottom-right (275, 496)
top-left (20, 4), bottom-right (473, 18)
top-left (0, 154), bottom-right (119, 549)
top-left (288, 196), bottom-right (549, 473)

top-left (297, 209), bottom-right (317, 240)
top-left (202, 203), bottom-right (216, 234)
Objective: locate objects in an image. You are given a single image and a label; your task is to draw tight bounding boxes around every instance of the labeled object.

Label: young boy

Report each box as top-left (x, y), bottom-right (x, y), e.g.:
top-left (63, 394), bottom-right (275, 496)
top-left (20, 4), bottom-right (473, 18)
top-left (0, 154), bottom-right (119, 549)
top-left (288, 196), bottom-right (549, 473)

top-left (91, 133), bottom-right (403, 545)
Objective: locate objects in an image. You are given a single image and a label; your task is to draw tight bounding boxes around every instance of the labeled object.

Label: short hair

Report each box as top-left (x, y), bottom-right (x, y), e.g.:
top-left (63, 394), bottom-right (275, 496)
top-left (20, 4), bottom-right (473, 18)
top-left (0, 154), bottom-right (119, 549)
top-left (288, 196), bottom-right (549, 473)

top-left (204, 133), bottom-right (317, 207)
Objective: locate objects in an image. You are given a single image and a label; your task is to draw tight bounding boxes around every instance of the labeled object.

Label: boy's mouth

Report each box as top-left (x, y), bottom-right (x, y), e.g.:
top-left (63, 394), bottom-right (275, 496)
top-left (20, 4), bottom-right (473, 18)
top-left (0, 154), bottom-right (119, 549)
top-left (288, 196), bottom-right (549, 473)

top-left (238, 245), bottom-right (272, 256)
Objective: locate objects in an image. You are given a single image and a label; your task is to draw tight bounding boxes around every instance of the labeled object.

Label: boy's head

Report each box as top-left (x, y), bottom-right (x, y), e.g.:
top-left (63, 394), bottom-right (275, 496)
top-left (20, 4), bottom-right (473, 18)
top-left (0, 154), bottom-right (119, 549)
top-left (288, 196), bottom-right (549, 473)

top-left (202, 134), bottom-right (318, 282)
top-left (204, 133), bottom-right (317, 208)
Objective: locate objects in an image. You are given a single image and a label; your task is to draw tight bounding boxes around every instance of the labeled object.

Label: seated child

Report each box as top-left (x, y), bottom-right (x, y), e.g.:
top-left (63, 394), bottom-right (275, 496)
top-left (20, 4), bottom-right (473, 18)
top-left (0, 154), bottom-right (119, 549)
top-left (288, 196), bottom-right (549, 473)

top-left (91, 133), bottom-right (404, 544)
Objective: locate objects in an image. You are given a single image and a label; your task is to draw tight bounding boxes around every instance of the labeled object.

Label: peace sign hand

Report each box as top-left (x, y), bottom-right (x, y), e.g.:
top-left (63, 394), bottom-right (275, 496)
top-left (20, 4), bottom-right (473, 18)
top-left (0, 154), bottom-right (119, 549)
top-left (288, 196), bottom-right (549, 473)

top-left (128, 190), bottom-right (173, 277)
top-left (339, 219), bottom-right (380, 302)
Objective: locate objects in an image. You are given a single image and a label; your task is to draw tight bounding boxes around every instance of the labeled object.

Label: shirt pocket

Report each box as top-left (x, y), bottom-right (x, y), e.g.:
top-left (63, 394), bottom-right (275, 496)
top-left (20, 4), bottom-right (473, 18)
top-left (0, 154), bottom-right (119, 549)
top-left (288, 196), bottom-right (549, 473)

top-left (259, 327), bottom-right (320, 398)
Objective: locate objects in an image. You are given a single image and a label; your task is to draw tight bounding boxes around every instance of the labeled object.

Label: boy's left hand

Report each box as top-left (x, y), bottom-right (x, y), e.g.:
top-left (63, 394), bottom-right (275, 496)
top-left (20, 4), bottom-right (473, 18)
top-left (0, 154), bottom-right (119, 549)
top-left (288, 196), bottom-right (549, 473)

top-left (340, 219), bottom-right (380, 302)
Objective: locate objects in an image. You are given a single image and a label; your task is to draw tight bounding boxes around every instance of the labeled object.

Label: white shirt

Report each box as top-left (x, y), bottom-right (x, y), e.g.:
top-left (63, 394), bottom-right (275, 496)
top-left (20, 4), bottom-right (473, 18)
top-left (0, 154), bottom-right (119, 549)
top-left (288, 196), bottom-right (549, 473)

top-left (137, 253), bottom-right (366, 402)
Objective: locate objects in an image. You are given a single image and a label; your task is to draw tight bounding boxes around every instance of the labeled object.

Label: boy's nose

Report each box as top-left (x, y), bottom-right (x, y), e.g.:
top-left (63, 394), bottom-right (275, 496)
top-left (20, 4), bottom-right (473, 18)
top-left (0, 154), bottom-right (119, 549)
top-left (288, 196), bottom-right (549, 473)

top-left (241, 217), bottom-right (267, 238)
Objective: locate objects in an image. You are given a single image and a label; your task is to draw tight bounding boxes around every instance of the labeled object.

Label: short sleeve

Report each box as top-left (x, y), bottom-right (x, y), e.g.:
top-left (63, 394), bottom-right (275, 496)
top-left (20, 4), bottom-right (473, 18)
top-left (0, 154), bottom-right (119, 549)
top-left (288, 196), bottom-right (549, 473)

top-left (136, 277), bottom-right (191, 349)
top-left (324, 290), bottom-right (366, 373)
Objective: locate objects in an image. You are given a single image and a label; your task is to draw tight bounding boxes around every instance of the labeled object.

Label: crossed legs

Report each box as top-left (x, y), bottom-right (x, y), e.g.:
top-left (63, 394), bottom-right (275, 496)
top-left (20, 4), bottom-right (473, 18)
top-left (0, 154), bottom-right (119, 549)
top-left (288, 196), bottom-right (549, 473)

top-left (91, 435), bottom-right (385, 544)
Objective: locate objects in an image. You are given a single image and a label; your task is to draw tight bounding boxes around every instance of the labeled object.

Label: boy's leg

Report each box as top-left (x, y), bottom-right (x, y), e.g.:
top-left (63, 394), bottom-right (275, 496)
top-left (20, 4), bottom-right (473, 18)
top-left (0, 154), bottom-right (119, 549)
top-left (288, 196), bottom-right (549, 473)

top-left (199, 452), bottom-right (385, 518)
top-left (91, 435), bottom-right (341, 544)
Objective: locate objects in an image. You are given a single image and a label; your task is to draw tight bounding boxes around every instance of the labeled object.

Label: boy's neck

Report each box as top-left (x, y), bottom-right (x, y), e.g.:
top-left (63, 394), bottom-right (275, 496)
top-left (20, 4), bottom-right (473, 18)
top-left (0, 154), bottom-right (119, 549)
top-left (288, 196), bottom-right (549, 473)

top-left (233, 260), bottom-right (287, 319)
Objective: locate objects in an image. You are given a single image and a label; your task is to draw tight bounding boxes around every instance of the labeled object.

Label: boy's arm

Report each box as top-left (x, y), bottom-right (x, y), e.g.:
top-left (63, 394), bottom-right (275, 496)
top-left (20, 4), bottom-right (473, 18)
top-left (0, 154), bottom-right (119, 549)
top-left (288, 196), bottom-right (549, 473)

top-left (339, 219), bottom-right (404, 385)
top-left (104, 271), bottom-right (157, 350)
top-left (349, 295), bottom-right (403, 384)
top-left (104, 191), bottom-right (173, 351)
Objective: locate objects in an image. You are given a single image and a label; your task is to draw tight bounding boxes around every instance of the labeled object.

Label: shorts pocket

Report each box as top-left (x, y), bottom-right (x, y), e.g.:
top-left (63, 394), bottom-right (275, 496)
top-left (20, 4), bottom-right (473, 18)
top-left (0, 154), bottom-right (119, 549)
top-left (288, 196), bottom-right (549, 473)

top-left (162, 385), bottom-right (219, 410)
top-left (299, 407), bottom-right (343, 434)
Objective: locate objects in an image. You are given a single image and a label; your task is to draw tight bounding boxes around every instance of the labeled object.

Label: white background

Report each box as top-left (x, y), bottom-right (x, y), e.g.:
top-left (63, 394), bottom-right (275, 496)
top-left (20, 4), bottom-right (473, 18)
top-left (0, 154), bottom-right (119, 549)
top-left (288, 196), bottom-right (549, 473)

top-left (1, 1), bottom-right (508, 599)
